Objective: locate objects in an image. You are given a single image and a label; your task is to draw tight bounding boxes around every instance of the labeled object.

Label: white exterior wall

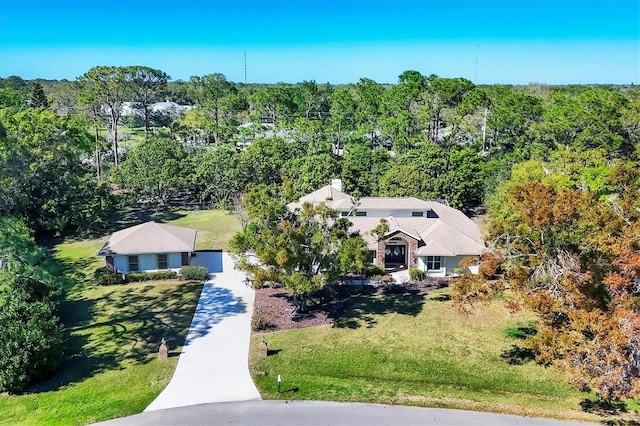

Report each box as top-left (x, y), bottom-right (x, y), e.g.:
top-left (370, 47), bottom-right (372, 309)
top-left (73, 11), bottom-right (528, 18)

top-left (416, 255), bottom-right (481, 277)
top-left (112, 253), bottom-right (183, 274)
top-left (416, 256), bottom-right (447, 277)
top-left (348, 208), bottom-right (430, 218)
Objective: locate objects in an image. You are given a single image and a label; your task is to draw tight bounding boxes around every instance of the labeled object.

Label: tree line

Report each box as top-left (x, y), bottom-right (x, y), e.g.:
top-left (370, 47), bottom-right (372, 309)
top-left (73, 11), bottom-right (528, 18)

top-left (0, 66), bottom-right (638, 395)
top-left (451, 98), bottom-right (640, 400)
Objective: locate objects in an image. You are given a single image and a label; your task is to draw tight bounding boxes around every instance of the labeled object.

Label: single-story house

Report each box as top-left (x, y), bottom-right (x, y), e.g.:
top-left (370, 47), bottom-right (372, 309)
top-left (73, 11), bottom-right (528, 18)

top-left (97, 221), bottom-right (197, 275)
top-left (288, 179), bottom-right (485, 277)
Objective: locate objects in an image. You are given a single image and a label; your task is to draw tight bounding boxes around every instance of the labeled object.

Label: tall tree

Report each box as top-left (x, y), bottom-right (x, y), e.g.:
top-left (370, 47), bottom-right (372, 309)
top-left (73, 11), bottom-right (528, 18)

top-left (129, 66), bottom-right (169, 137)
top-left (294, 80), bottom-right (331, 121)
top-left (487, 91), bottom-right (542, 152)
top-left (427, 76), bottom-right (475, 144)
top-left (0, 107), bottom-right (112, 233)
top-left (378, 143), bottom-right (484, 209)
top-left (230, 186), bottom-right (355, 313)
top-left (354, 78), bottom-right (385, 141)
top-left (328, 86), bottom-right (358, 148)
top-left (536, 88), bottom-right (628, 155)
top-left (188, 73), bottom-right (232, 143)
top-left (77, 66), bottom-right (130, 166)
top-left (249, 85), bottom-right (295, 129)
top-left (191, 145), bottom-right (242, 207)
top-left (115, 136), bottom-right (188, 202)
top-left (281, 153), bottom-right (341, 198)
top-left (29, 82), bottom-right (49, 109)
top-left (381, 71), bottom-right (428, 152)
top-left (341, 142), bottom-right (390, 196)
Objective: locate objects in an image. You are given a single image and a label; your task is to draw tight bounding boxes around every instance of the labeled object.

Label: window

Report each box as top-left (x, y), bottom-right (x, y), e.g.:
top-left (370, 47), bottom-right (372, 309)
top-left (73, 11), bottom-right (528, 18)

top-left (426, 256), bottom-right (441, 270)
top-left (412, 211), bottom-right (424, 217)
top-left (128, 255), bottom-right (139, 272)
top-left (157, 254), bottom-right (168, 270)
top-left (355, 211), bottom-right (367, 217)
top-left (341, 211), bottom-right (349, 217)
top-left (369, 250), bottom-right (377, 262)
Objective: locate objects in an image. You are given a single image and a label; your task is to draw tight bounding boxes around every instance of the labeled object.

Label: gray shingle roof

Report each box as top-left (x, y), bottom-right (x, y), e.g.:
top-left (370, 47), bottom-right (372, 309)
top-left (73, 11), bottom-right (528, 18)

top-left (291, 183), bottom-right (485, 257)
top-left (287, 184), bottom-right (353, 210)
top-left (97, 221), bottom-right (197, 255)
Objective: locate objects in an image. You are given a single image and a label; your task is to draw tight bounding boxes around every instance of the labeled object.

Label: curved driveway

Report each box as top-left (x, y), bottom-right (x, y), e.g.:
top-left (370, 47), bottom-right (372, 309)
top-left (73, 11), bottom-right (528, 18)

top-left (145, 252), bottom-right (261, 411)
top-left (103, 253), bottom-right (596, 426)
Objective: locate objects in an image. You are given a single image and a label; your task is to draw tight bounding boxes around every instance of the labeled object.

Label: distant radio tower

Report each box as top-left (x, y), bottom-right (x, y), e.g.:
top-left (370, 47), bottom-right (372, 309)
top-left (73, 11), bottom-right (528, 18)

top-left (244, 50), bottom-right (247, 84)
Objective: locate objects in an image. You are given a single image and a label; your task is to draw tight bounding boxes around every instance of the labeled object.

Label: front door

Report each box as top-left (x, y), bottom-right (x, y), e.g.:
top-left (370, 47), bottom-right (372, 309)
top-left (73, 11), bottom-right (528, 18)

top-left (384, 245), bottom-right (406, 268)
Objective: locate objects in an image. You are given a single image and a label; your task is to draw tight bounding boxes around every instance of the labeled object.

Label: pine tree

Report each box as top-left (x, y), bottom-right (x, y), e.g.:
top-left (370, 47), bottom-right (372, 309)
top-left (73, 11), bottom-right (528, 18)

top-left (30, 82), bottom-right (49, 108)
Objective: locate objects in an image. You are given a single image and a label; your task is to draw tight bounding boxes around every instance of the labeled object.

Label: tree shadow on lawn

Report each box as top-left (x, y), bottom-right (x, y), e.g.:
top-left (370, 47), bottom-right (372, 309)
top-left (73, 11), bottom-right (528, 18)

top-left (327, 285), bottom-right (426, 329)
top-left (28, 282), bottom-right (204, 393)
top-left (50, 207), bottom-right (188, 242)
top-left (501, 345), bottom-right (536, 365)
top-left (580, 397), bottom-right (629, 417)
top-left (52, 254), bottom-right (99, 291)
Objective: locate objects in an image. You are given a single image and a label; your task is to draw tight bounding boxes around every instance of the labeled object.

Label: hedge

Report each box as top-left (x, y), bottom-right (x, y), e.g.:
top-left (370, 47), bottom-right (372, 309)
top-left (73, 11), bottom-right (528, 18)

top-left (126, 271), bottom-right (178, 282)
top-left (95, 269), bottom-right (126, 286)
top-left (95, 269), bottom-right (178, 285)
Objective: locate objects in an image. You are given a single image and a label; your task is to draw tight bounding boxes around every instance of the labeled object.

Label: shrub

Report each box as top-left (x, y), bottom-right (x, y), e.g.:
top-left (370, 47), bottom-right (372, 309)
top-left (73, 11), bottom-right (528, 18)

top-left (95, 269), bottom-right (126, 286)
top-left (0, 292), bottom-right (64, 393)
top-left (126, 272), bottom-right (150, 282)
top-left (180, 265), bottom-right (209, 281)
top-left (409, 268), bottom-right (426, 281)
top-left (125, 271), bottom-right (178, 282)
top-left (148, 270), bottom-right (177, 280)
top-left (365, 265), bottom-right (386, 277)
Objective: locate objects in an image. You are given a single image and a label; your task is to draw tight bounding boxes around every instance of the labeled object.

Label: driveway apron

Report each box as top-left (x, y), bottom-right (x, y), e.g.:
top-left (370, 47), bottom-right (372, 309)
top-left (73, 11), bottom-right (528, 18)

top-left (145, 252), bottom-right (261, 411)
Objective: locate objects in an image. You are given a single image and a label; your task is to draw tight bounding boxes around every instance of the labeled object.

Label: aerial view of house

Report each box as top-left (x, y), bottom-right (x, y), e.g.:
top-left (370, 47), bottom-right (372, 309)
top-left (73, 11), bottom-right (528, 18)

top-left (290, 179), bottom-right (485, 276)
top-left (97, 221), bottom-right (197, 275)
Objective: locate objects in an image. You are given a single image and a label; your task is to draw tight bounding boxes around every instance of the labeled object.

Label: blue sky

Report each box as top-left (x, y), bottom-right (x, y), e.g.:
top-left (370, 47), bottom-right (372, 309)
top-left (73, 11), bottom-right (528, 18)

top-left (1, 0), bottom-right (638, 84)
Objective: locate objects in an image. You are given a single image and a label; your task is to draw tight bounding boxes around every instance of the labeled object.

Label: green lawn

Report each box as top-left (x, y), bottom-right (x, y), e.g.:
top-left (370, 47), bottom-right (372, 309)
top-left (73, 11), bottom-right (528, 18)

top-left (250, 288), bottom-right (613, 422)
top-left (0, 209), bottom-right (240, 425)
top-left (170, 209), bottom-right (241, 251)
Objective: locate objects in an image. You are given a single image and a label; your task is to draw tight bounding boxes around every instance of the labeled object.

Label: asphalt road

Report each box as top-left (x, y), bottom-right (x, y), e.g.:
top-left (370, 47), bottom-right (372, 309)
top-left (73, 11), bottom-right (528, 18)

top-left (96, 400), bottom-right (597, 426)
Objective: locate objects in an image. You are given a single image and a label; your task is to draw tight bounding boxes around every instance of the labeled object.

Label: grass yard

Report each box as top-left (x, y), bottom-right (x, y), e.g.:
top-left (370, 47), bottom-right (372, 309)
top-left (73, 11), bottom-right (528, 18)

top-left (0, 282), bottom-right (202, 426)
top-left (250, 288), bottom-right (617, 423)
top-left (0, 209), bottom-right (239, 425)
top-left (170, 210), bottom-right (241, 251)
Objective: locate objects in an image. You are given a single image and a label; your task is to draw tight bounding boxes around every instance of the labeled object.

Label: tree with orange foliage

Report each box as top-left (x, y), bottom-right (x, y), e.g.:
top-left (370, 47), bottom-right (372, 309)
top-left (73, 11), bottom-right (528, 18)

top-left (463, 161), bottom-right (640, 400)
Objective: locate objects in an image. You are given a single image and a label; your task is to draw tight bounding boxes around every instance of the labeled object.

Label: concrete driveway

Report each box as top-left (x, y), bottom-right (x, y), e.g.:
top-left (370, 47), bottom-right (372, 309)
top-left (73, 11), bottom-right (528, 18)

top-left (144, 252), bottom-right (261, 411)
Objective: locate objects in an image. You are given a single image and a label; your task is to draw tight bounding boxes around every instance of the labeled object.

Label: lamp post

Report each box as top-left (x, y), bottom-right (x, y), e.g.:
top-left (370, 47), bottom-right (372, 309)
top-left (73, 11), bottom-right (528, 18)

top-left (277, 374), bottom-right (281, 393)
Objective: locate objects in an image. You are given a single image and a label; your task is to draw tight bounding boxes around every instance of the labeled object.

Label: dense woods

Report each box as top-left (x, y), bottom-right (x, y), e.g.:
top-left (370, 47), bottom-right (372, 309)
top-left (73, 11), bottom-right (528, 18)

top-left (1, 67), bottom-right (639, 399)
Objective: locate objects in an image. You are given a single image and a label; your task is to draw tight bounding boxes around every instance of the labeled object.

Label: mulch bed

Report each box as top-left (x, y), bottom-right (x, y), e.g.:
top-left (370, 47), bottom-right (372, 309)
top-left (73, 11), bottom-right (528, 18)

top-left (252, 279), bottom-right (449, 333)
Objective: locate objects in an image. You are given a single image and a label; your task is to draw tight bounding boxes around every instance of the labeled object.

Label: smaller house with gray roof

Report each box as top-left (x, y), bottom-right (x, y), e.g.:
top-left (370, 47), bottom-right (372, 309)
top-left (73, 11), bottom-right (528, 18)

top-left (97, 221), bottom-right (197, 275)
top-left (289, 179), bottom-right (485, 277)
